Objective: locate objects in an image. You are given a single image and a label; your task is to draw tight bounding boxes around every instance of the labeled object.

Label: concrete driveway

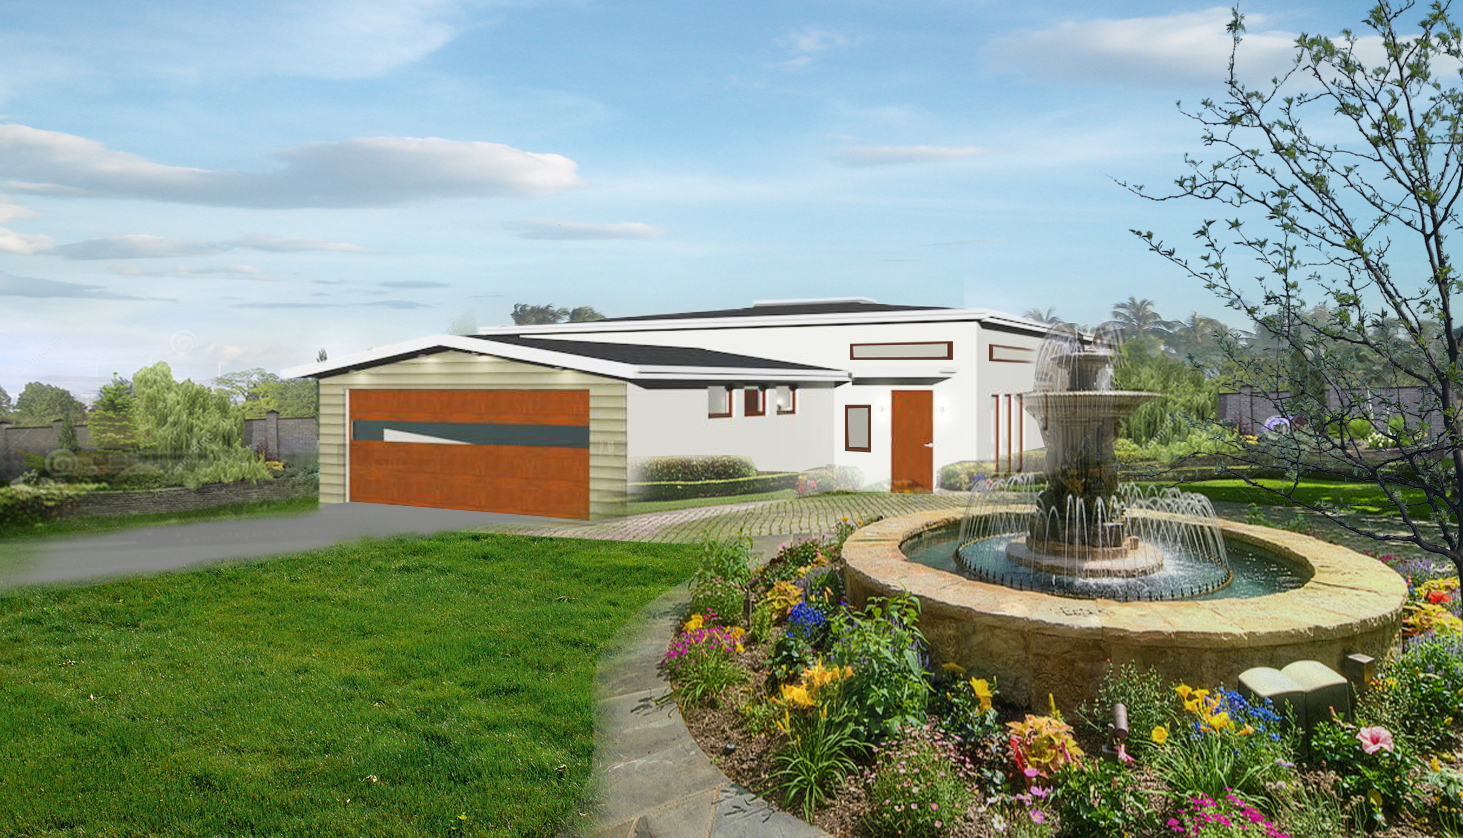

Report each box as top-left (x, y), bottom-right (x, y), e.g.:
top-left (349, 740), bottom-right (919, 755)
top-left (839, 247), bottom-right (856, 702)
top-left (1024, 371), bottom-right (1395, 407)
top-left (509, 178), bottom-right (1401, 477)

top-left (0, 503), bottom-right (584, 588)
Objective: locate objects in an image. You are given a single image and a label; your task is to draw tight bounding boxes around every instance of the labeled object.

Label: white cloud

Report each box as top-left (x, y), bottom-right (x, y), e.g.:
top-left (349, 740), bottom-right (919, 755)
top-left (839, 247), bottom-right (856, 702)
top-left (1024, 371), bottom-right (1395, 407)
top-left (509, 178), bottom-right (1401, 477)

top-left (231, 234), bottom-right (371, 253)
top-left (0, 227), bottom-right (54, 254)
top-left (0, 195), bottom-right (39, 223)
top-left (837, 145), bottom-right (999, 166)
top-left (0, 125), bottom-right (583, 208)
top-left (110, 264), bottom-right (277, 281)
top-left (53, 235), bottom-right (230, 260)
top-left (986, 8), bottom-right (1299, 86)
top-left (512, 218), bottom-right (668, 240)
top-left (774, 27), bottom-right (853, 69)
top-left (0, 270), bottom-right (166, 300)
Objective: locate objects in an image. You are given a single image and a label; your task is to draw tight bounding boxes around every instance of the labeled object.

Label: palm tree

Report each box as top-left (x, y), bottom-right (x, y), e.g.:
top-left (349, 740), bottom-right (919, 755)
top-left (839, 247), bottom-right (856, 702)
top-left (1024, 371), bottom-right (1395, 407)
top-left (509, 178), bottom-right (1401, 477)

top-left (1111, 297), bottom-right (1175, 341)
top-left (1022, 306), bottom-right (1064, 325)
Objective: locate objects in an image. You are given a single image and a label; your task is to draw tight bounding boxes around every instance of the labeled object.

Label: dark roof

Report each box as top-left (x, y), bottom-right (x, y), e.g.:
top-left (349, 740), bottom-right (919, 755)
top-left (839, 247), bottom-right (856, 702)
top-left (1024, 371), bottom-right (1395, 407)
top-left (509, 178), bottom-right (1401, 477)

top-left (592, 300), bottom-right (949, 322)
top-left (473, 334), bottom-right (840, 370)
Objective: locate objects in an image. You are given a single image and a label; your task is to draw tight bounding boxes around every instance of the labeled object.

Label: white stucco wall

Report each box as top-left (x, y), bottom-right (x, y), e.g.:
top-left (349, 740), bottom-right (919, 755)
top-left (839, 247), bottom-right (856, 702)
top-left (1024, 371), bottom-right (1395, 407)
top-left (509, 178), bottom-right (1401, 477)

top-left (626, 383), bottom-right (837, 473)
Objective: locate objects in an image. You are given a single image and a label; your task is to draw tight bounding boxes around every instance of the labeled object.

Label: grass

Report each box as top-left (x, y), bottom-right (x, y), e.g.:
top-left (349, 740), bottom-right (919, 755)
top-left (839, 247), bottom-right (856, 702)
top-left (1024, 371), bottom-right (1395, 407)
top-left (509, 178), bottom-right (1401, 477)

top-left (0, 532), bottom-right (699, 837)
top-left (626, 487), bottom-right (797, 515)
top-left (1142, 477), bottom-right (1437, 517)
top-left (0, 493), bottom-right (322, 542)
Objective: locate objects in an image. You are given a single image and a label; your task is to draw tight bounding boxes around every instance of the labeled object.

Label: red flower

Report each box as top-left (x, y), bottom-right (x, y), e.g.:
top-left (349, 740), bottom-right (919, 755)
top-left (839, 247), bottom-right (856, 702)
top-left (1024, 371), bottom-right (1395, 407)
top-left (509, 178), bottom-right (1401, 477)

top-left (1426, 589), bottom-right (1451, 605)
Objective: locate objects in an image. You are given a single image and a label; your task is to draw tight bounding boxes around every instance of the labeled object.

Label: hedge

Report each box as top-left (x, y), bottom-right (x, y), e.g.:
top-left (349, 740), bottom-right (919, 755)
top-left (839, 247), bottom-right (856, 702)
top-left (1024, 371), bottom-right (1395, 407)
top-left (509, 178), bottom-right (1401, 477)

top-left (630, 472), bottom-right (798, 502)
top-left (0, 483), bottom-right (103, 528)
top-left (629, 455), bottom-right (757, 483)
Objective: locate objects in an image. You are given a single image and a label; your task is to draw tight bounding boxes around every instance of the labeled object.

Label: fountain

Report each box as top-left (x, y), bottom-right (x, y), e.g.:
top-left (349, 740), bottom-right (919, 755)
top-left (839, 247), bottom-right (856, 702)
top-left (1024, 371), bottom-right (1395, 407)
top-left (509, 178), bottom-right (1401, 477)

top-left (839, 323), bottom-right (1409, 710)
top-left (954, 325), bottom-right (1233, 601)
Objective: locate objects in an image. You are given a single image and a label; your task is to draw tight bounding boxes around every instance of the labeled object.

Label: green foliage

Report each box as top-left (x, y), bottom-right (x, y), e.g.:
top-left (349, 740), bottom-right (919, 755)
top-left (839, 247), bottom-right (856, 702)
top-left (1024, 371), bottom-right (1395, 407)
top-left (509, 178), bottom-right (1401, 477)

top-left (796, 465), bottom-right (864, 496)
top-left (1078, 661), bottom-right (1175, 756)
top-left (0, 384), bottom-right (11, 419)
top-left (748, 599), bottom-right (776, 644)
top-left (1273, 781), bottom-right (1360, 838)
top-left (1322, 417), bottom-right (1375, 441)
top-left (13, 381), bottom-right (86, 426)
top-left (693, 536), bottom-right (754, 586)
top-left (758, 535), bottom-right (830, 589)
top-left (1166, 791), bottom-right (1292, 837)
top-left (738, 696), bottom-right (781, 736)
top-left (1423, 764), bottom-right (1463, 836)
top-left (0, 483), bottom-right (100, 528)
top-left (1152, 687), bottom-right (1298, 811)
top-left (667, 645), bottom-right (748, 709)
top-left (132, 362), bottom-right (272, 488)
top-left (631, 455), bottom-right (757, 482)
top-left (1309, 717), bottom-right (1418, 828)
top-left (1359, 634), bottom-right (1463, 752)
top-left (771, 699), bottom-right (865, 822)
top-left (56, 410), bottom-right (78, 452)
top-left (509, 303), bottom-right (606, 325)
top-left (862, 723), bottom-right (973, 838)
top-left (767, 630), bottom-right (817, 687)
top-left (1114, 347), bottom-right (1218, 446)
top-left (629, 472), bottom-right (798, 502)
top-left (212, 368), bottom-right (318, 419)
top-left (938, 460), bottom-right (989, 491)
top-left (1051, 759), bottom-right (1154, 838)
top-left (88, 374), bottom-right (140, 449)
top-left (688, 575), bottom-right (746, 628)
top-left (828, 593), bottom-right (929, 743)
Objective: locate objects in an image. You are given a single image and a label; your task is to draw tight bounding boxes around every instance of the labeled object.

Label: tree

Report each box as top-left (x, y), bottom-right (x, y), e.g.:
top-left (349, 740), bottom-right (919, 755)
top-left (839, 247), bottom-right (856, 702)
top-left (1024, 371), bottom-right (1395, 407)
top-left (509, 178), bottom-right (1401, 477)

top-left (212, 368), bottom-right (316, 418)
top-left (1112, 297), bottom-right (1176, 343)
top-left (57, 410), bottom-right (78, 452)
top-left (13, 382), bottom-right (85, 426)
top-left (510, 303), bottom-right (607, 325)
top-left (89, 374), bottom-right (140, 450)
top-left (0, 385), bottom-right (11, 420)
top-left (1130, 1), bottom-right (1463, 577)
top-left (133, 362), bottom-right (271, 487)
top-left (446, 311), bottom-right (478, 335)
top-left (1022, 306), bottom-right (1065, 325)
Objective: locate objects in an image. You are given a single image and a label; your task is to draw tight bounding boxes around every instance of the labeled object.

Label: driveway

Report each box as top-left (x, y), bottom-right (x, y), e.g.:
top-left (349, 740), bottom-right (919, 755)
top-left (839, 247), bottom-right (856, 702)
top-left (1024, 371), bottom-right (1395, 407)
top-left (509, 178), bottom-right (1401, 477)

top-left (0, 503), bottom-right (583, 588)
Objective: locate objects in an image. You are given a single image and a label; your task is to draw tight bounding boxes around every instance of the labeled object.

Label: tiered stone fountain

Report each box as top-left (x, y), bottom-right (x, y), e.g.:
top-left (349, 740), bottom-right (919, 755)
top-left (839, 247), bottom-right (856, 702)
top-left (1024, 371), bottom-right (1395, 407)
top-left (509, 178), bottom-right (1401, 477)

top-left (840, 325), bottom-right (1408, 710)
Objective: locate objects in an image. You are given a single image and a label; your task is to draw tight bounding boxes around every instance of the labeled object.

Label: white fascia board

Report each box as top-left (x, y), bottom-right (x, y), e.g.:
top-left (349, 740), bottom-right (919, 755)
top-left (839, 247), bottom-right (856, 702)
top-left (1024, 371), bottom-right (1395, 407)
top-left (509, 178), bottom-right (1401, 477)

top-left (849, 366), bottom-right (959, 380)
top-left (476, 307), bottom-right (1031, 335)
top-left (280, 335), bottom-right (853, 383)
top-left (281, 334), bottom-right (642, 380)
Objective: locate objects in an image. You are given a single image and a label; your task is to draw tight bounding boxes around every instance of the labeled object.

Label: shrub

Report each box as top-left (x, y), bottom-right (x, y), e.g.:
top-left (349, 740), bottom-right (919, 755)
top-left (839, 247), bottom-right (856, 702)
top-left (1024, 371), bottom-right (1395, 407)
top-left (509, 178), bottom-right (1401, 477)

top-left (937, 461), bottom-right (987, 491)
top-left (1322, 417), bottom-right (1375, 441)
top-left (767, 630), bottom-right (817, 687)
top-left (1152, 685), bottom-right (1298, 811)
top-left (796, 465), bottom-right (864, 496)
top-left (771, 696), bottom-right (865, 821)
top-left (759, 535), bottom-right (830, 589)
top-left (930, 668), bottom-right (1007, 800)
top-left (688, 576), bottom-right (745, 628)
top-left (1360, 632), bottom-right (1463, 751)
top-left (1423, 763), bottom-right (1463, 836)
top-left (629, 472), bottom-right (798, 502)
top-left (1309, 718), bottom-right (1418, 828)
top-left (0, 483), bottom-right (101, 529)
top-left (693, 537), bottom-right (756, 587)
top-left (828, 593), bottom-right (930, 743)
top-left (1051, 758), bottom-right (1153, 838)
top-left (862, 722), bottom-right (975, 838)
top-left (1006, 714), bottom-right (1083, 780)
top-left (1078, 660), bottom-right (1175, 756)
top-left (748, 599), bottom-right (776, 644)
top-left (630, 455), bottom-right (757, 483)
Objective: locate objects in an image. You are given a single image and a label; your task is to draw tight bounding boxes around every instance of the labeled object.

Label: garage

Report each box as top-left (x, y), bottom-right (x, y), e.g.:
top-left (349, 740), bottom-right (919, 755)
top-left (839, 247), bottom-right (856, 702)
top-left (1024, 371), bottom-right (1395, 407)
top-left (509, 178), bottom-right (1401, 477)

top-left (348, 388), bottom-right (591, 519)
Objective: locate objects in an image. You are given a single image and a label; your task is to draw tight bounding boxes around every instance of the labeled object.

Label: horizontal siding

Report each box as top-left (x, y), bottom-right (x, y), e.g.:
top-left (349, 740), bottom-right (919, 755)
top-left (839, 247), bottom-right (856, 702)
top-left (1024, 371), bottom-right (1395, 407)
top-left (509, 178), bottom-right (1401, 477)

top-left (317, 352), bottom-right (626, 518)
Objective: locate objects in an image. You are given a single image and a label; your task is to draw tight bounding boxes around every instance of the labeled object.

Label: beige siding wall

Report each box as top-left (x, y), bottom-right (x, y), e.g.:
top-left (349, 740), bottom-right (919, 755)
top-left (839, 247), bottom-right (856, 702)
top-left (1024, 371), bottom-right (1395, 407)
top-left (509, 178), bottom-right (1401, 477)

top-left (317, 351), bottom-right (627, 518)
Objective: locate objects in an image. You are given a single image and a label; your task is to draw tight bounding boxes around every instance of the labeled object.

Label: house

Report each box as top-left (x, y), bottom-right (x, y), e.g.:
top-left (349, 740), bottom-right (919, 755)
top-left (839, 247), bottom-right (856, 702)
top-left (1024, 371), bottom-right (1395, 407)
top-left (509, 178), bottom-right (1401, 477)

top-left (283, 298), bottom-right (1049, 519)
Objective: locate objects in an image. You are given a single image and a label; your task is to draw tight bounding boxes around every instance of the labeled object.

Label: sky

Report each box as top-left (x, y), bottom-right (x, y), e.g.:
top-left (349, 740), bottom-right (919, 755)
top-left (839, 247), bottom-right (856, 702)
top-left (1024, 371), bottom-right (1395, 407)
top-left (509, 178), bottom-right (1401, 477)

top-left (0, 0), bottom-right (1399, 403)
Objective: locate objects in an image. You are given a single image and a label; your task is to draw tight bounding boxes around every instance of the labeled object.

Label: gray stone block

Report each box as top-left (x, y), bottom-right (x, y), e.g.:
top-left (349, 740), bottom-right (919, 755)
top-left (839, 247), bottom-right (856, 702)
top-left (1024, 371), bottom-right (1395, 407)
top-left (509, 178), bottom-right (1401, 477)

top-left (1237, 667), bottom-right (1306, 732)
top-left (1281, 659), bottom-right (1351, 724)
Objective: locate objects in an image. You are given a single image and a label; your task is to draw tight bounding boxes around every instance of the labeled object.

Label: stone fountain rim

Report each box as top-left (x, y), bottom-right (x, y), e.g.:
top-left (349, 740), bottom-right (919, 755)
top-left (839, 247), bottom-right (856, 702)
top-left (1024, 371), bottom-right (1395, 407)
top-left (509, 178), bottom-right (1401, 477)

top-left (841, 510), bottom-right (1409, 648)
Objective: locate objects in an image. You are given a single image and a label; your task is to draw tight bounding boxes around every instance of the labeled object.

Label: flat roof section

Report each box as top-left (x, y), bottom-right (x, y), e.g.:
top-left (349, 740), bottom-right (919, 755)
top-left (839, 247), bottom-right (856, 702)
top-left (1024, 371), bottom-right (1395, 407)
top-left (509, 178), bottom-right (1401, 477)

top-left (474, 334), bottom-right (840, 370)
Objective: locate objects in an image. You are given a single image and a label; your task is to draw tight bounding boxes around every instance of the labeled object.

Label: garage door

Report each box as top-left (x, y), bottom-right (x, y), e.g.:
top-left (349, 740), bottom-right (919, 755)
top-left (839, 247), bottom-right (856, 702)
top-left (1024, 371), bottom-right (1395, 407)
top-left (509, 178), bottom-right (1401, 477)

top-left (348, 389), bottom-right (590, 518)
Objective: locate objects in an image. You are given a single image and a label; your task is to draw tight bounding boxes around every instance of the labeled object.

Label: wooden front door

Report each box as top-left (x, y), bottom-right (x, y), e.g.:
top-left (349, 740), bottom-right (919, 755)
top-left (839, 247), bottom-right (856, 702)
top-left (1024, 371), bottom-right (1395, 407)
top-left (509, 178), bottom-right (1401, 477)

top-left (348, 389), bottom-right (591, 518)
top-left (891, 390), bottom-right (933, 493)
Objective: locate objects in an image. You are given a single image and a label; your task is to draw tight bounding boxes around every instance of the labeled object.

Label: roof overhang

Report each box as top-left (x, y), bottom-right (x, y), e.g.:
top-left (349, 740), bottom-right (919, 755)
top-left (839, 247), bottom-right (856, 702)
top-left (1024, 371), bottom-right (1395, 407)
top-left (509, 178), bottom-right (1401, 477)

top-left (477, 307), bottom-right (1052, 337)
top-left (281, 334), bottom-right (852, 385)
top-left (849, 366), bottom-right (959, 385)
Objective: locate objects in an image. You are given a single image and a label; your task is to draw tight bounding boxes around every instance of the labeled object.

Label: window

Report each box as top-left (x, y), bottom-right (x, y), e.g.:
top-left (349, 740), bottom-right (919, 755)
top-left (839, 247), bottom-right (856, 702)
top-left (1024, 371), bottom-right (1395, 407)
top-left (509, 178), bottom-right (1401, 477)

top-left (845, 405), bottom-right (871, 451)
top-left (744, 386), bottom-right (766, 416)
top-left (775, 385), bottom-right (797, 415)
top-left (850, 341), bottom-right (953, 360)
top-left (708, 386), bottom-right (732, 418)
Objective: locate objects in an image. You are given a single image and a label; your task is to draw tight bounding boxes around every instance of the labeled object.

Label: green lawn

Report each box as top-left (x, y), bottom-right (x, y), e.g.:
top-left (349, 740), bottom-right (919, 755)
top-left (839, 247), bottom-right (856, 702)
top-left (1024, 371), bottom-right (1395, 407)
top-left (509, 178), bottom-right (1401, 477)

top-left (1151, 477), bottom-right (1437, 516)
top-left (0, 532), bottom-right (698, 837)
top-left (0, 493), bottom-right (321, 542)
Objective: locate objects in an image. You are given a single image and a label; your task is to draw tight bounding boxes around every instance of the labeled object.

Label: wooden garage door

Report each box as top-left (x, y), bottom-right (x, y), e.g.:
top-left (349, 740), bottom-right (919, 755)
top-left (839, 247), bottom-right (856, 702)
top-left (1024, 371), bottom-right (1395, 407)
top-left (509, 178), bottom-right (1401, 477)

top-left (349, 389), bottom-right (590, 518)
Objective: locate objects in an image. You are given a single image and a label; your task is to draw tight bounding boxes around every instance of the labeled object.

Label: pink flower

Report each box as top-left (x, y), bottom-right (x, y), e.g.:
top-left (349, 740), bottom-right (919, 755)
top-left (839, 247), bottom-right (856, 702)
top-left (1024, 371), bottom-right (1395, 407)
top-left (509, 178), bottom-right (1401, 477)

top-left (1356, 726), bottom-right (1395, 755)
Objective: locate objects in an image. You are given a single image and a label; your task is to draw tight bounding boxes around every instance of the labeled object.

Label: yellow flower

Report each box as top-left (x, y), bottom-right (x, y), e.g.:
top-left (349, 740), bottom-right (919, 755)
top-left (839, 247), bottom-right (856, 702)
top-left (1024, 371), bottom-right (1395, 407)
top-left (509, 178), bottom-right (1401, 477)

top-left (971, 678), bottom-right (994, 712)
top-left (730, 627), bottom-right (746, 639)
top-left (941, 662), bottom-right (967, 676)
top-left (1238, 724), bottom-right (1255, 736)
top-left (1205, 712), bottom-right (1232, 732)
top-left (780, 684), bottom-right (814, 708)
top-left (1176, 684), bottom-right (1193, 700)
top-left (1432, 756), bottom-right (1443, 772)
top-left (682, 613), bottom-right (704, 633)
top-left (1150, 725), bottom-right (1168, 745)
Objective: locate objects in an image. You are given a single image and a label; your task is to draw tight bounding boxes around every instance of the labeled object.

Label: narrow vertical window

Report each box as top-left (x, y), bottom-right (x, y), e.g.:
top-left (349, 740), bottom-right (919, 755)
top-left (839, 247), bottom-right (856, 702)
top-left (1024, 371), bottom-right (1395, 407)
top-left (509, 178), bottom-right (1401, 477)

top-left (845, 405), bottom-right (871, 451)
top-left (708, 386), bottom-right (732, 418)
top-left (775, 385), bottom-right (797, 415)
top-left (744, 386), bottom-right (766, 416)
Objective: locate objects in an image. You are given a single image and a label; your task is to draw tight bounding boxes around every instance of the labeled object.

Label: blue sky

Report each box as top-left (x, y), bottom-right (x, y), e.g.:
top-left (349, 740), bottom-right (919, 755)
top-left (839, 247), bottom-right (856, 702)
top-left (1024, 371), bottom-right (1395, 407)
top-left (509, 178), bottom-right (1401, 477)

top-left (0, 0), bottom-right (1388, 402)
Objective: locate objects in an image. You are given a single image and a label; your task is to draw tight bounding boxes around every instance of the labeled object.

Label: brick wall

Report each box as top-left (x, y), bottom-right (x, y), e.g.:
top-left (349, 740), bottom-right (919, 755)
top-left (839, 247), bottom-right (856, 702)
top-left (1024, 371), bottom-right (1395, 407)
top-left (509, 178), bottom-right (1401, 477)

top-left (64, 478), bottom-right (317, 518)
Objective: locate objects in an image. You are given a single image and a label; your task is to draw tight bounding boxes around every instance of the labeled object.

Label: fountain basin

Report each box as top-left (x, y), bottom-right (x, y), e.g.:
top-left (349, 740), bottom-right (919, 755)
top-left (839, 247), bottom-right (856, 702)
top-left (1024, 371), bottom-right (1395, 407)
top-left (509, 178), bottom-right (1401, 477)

top-left (842, 510), bottom-right (1408, 711)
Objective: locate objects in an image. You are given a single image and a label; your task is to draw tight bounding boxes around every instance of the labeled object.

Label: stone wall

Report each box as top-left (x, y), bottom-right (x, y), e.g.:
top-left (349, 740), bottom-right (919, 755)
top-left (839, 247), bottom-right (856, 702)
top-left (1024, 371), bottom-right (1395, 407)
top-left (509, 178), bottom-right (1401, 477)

top-left (64, 478), bottom-right (316, 518)
top-left (1219, 384), bottom-right (1448, 437)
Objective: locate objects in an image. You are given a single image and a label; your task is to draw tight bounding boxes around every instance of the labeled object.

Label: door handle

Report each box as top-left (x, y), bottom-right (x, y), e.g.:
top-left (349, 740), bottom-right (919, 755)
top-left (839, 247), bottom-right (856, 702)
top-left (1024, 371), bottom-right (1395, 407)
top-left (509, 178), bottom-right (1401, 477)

top-left (922, 443), bottom-right (933, 448)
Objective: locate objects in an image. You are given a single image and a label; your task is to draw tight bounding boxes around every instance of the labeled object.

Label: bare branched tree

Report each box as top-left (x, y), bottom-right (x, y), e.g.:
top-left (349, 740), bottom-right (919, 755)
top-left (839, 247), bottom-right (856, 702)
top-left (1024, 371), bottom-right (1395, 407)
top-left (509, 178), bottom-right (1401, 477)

top-left (1129, 0), bottom-right (1463, 577)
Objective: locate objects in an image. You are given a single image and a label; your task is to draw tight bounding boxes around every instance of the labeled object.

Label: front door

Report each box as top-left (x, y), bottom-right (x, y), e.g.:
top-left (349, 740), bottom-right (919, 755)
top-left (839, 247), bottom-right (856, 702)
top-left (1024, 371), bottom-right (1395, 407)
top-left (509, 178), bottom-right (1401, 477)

top-left (891, 390), bottom-right (933, 493)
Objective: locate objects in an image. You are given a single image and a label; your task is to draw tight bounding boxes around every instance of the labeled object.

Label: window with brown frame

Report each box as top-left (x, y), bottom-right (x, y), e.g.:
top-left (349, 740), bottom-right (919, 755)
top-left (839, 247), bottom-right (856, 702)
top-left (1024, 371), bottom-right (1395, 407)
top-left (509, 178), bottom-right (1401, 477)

top-left (845, 405), bottom-right (871, 451)
top-left (707, 385), bottom-right (732, 418)
top-left (775, 385), bottom-right (797, 415)
top-left (849, 341), bottom-right (954, 360)
top-left (744, 386), bottom-right (766, 416)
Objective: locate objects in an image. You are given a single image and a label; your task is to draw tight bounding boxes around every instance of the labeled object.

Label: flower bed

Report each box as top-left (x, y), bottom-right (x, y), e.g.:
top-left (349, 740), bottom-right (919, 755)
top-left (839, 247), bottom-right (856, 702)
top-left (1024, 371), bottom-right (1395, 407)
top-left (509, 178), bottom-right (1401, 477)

top-left (660, 523), bottom-right (1463, 837)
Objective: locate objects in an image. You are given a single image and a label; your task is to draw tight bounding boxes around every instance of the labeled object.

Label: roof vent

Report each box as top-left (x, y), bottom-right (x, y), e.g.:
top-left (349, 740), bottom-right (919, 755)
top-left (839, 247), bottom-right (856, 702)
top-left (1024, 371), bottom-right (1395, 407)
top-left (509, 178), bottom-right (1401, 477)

top-left (751, 297), bottom-right (878, 307)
